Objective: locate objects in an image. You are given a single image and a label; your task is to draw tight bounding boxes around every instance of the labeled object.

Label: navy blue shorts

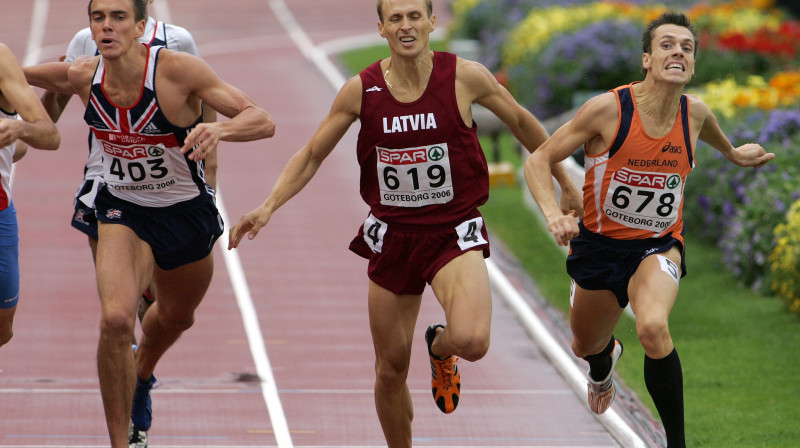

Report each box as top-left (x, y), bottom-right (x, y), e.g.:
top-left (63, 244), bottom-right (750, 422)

top-left (71, 179), bottom-right (99, 240)
top-left (94, 187), bottom-right (223, 270)
top-left (349, 213), bottom-right (490, 296)
top-left (566, 222), bottom-right (686, 308)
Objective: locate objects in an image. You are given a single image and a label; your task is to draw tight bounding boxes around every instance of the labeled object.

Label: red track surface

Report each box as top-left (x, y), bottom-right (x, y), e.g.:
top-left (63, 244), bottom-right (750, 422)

top-left (0, 1), bottom-right (623, 446)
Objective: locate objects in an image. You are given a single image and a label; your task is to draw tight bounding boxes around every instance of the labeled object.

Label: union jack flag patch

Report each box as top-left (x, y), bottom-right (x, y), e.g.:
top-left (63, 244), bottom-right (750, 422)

top-left (106, 209), bottom-right (122, 220)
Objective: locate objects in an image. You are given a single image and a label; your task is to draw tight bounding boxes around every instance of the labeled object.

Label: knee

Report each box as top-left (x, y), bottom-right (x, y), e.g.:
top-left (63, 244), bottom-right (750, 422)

top-left (154, 305), bottom-right (195, 332)
top-left (100, 308), bottom-right (135, 338)
top-left (571, 337), bottom-right (607, 359)
top-left (374, 357), bottom-right (410, 392)
top-left (636, 317), bottom-right (671, 353)
top-left (160, 312), bottom-right (195, 332)
top-left (450, 329), bottom-right (490, 362)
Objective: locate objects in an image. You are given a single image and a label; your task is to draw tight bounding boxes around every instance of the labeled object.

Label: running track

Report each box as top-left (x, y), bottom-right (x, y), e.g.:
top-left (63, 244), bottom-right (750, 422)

top-left (1, 1), bottom-right (650, 447)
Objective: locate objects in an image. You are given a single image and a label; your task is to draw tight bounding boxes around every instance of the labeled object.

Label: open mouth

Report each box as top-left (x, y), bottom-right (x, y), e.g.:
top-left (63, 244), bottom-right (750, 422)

top-left (666, 63), bottom-right (685, 72)
top-left (399, 36), bottom-right (416, 45)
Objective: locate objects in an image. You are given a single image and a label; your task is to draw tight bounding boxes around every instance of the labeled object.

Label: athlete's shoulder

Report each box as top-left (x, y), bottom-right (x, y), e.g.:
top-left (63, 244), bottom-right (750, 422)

top-left (683, 93), bottom-right (712, 123)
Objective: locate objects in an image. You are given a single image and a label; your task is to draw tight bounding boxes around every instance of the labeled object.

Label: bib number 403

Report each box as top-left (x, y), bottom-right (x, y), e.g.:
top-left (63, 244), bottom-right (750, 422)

top-left (109, 157), bottom-right (168, 182)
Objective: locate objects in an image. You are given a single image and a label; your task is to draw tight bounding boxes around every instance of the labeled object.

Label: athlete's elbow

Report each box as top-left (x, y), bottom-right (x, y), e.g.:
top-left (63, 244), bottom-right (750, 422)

top-left (45, 132), bottom-right (61, 150)
top-left (259, 111), bottom-right (276, 139)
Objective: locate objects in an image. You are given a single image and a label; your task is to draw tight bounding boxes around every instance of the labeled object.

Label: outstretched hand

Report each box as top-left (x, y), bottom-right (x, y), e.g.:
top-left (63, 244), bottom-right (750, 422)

top-left (734, 143), bottom-right (775, 168)
top-left (228, 206), bottom-right (272, 250)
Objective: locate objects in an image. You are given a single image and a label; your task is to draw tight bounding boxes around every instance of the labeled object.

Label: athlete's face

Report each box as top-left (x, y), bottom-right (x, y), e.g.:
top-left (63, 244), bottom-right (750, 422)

top-left (642, 24), bottom-right (696, 85)
top-left (89, 0), bottom-right (145, 59)
top-left (378, 0), bottom-right (436, 59)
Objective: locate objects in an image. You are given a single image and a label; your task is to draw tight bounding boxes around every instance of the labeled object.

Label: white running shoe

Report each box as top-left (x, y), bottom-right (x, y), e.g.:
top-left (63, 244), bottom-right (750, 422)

top-left (587, 338), bottom-right (623, 414)
top-left (128, 420), bottom-right (148, 448)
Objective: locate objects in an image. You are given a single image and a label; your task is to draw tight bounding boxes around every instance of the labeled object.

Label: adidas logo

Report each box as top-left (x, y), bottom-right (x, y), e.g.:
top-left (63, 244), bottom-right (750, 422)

top-left (141, 122), bottom-right (161, 134)
top-left (366, 86), bottom-right (382, 93)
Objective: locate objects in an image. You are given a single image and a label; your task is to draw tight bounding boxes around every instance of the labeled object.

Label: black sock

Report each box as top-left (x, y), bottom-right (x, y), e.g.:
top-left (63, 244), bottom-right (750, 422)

top-left (584, 337), bottom-right (615, 381)
top-left (644, 349), bottom-right (686, 448)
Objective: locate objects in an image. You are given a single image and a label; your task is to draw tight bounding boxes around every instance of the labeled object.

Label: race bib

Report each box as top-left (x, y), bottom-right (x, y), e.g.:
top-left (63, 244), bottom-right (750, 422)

top-left (375, 143), bottom-right (453, 207)
top-left (101, 140), bottom-right (177, 193)
top-left (602, 167), bottom-right (683, 233)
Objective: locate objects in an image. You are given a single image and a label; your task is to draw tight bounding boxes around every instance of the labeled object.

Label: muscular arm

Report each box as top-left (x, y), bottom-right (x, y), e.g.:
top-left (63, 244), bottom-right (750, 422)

top-left (457, 58), bottom-right (582, 215)
top-left (0, 45), bottom-right (59, 150)
top-left (693, 96), bottom-right (774, 168)
top-left (228, 76), bottom-right (362, 248)
top-left (523, 93), bottom-right (617, 245)
top-left (159, 52), bottom-right (274, 158)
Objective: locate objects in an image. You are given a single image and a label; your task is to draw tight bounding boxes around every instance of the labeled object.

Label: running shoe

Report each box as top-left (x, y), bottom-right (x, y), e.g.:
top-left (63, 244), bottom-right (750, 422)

top-left (587, 338), bottom-right (623, 414)
top-left (425, 324), bottom-right (461, 414)
top-left (131, 374), bottom-right (156, 432)
top-left (128, 420), bottom-right (148, 448)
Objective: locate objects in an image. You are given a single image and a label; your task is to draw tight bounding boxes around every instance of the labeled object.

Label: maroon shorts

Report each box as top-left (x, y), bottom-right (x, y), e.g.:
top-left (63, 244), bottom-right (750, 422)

top-left (349, 213), bottom-right (491, 295)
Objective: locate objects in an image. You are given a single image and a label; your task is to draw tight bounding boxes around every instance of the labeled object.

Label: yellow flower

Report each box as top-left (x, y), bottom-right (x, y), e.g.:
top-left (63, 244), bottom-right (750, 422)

top-left (770, 200), bottom-right (800, 315)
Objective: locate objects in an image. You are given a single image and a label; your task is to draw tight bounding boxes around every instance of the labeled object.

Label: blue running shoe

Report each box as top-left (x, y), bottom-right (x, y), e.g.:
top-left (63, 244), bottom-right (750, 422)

top-left (131, 374), bottom-right (156, 431)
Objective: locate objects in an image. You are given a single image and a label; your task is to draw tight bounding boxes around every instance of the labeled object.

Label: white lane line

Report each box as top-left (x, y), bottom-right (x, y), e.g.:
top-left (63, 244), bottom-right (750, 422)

top-left (160, 2), bottom-right (293, 446)
top-left (23, 0), bottom-right (49, 66)
top-left (267, 0), bottom-right (346, 89)
top-left (215, 190), bottom-right (293, 448)
top-left (487, 260), bottom-right (646, 448)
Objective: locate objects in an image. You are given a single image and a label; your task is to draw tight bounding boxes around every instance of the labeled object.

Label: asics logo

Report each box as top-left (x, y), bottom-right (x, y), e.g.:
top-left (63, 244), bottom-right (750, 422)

top-left (661, 142), bottom-right (682, 153)
top-left (366, 86), bottom-right (383, 92)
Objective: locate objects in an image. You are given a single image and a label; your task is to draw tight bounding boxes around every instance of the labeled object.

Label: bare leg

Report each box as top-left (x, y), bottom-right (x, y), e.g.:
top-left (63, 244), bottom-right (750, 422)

top-left (368, 280), bottom-right (422, 448)
top-left (135, 254), bottom-right (213, 380)
top-left (0, 306), bottom-right (16, 348)
top-left (94, 223), bottom-right (153, 448)
top-left (429, 250), bottom-right (492, 362)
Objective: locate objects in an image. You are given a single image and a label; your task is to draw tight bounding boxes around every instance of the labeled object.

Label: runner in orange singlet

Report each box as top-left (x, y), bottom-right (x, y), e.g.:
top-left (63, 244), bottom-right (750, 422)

top-left (524, 12), bottom-right (774, 448)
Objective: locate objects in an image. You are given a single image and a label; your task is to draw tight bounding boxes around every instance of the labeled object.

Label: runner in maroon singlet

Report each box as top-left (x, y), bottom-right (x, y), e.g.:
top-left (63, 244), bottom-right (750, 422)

top-left (228, 1), bottom-right (581, 446)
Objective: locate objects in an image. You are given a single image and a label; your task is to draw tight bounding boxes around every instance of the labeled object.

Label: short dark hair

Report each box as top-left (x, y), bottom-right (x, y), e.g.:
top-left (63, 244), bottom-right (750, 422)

top-left (376, 0), bottom-right (433, 22)
top-left (88, 0), bottom-right (148, 23)
top-left (642, 11), bottom-right (699, 56)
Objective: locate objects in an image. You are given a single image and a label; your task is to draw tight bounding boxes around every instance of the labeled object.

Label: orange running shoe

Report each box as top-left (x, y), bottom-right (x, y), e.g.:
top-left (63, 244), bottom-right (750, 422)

top-left (587, 338), bottom-right (623, 414)
top-left (425, 324), bottom-right (461, 414)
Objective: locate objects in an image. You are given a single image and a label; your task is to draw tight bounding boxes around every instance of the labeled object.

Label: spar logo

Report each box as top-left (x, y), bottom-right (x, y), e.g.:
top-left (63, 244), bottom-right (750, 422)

top-left (102, 142), bottom-right (147, 160)
top-left (378, 147), bottom-right (428, 165)
top-left (377, 145), bottom-right (446, 165)
top-left (613, 168), bottom-right (670, 189)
